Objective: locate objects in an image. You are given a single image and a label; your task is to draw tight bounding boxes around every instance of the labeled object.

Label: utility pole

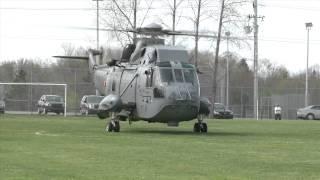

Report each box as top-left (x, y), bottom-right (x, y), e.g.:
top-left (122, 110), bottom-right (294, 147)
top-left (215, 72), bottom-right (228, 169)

top-left (92, 0), bottom-right (103, 50)
top-left (225, 31), bottom-right (230, 110)
top-left (172, 0), bottom-right (176, 45)
top-left (248, 1), bottom-right (263, 120)
top-left (253, 0), bottom-right (259, 120)
top-left (305, 22), bottom-right (313, 107)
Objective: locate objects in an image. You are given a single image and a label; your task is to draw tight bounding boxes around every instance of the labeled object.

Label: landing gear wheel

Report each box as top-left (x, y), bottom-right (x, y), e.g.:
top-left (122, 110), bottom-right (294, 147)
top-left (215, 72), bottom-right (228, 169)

top-left (106, 119), bottom-right (120, 132)
top-left (193, 114), bottom-right (208, 133)
top-left (106, 121), bottom-right (114, 132)
top-left (201, 123), bottom-right (208, 133)
top-left (193, 123), bottom-right (200, 133)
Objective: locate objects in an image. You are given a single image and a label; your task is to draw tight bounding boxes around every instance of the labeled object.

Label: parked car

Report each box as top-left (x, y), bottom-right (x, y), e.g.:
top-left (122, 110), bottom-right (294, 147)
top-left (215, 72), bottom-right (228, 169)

top-left (0, 100), bottom-right (5, 114)
top-left (297, 105), bottom-right (320, 120)
top-left (80, 95), bottom-right (104, 115)
top-left (213, 103), bottom-right (234, 119)
top-left (37, 95), bottom-right (64, 115)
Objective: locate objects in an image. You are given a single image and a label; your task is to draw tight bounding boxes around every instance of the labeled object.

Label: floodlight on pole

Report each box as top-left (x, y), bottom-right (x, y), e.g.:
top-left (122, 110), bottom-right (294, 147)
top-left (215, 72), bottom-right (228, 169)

top-left (305, 22), bottom-right (312, 107)
top-left (225, 31), bottom-right (231, 110)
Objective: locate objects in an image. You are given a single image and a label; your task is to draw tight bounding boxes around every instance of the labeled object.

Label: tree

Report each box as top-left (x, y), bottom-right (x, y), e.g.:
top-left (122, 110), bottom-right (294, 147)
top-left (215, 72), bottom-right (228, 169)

top-left (186, 0), bottom-right (212, 70)
top-left (101, 0), bottom-right (155, 46)
top-left (163, 0), bottom-right (185, 45)
top-left (212, 0), bottom-right (250, 104)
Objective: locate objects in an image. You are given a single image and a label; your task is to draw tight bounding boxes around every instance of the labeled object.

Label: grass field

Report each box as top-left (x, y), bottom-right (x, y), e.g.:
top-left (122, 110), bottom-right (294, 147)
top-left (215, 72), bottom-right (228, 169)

top-left (1, 115), bottom-right (320, 180)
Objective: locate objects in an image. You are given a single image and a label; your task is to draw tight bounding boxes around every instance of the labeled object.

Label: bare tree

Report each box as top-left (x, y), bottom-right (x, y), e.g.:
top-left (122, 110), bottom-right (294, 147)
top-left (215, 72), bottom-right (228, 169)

top-left (212, 0), bottom-right (225, 105)
top-left (187, 0), bottom-right (212, 70)
top-left (101, 0), bottom-right (155, 46)
top-left (163, 0), bottom-right (185, 45)
top-left (212, 0), bottom-right (249, 104)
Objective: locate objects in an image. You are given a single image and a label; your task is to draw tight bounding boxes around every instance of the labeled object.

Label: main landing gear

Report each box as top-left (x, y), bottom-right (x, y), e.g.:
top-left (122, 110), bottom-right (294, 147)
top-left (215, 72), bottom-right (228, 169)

top-left (193, 115), bottom-right (207, 133)
top-left (105, 113), bottom-right (120, 132)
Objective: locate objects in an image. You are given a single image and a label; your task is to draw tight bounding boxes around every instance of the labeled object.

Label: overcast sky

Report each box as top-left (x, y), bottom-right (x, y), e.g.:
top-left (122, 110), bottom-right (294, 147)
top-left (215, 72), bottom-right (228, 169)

top-left (1, 0), bottom-right (320, 73)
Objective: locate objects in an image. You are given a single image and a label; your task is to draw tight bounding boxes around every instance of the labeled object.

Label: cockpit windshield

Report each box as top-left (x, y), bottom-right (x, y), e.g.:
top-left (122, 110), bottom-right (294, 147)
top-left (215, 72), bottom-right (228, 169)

top-left (183, 69), bottom-right (196, 84)
top-left (159, 68), bottom-right (174, 83)
top-left (159, 68), bottom-right (197, 85)
top-left (174, 69), bottom-right (183, 82)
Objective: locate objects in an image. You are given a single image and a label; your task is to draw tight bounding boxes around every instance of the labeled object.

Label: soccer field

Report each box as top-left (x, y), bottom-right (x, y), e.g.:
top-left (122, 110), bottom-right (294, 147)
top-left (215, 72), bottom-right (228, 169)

top-left (1, 115), bottom-right (320, 179)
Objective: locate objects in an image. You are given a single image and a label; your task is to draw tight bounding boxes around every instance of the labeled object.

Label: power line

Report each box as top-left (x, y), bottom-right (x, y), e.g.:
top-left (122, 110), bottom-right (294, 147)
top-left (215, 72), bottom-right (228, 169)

top-left (263, 4), bottom-right (320, 12)
top-left (0, 7), bottom-right (102, 11)
top-left (0, 5), bottom-right (219, 11)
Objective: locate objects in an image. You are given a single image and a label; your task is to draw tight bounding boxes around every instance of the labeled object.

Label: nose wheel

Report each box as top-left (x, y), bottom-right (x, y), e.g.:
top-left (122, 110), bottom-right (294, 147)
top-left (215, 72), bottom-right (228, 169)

top-left (193, 115), bottom-right (207, 133)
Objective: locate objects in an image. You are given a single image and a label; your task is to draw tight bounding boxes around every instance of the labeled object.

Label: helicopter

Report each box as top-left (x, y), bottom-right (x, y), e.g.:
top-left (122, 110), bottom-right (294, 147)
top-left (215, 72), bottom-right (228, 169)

top-left (55, 23), bottom-right (211, 133)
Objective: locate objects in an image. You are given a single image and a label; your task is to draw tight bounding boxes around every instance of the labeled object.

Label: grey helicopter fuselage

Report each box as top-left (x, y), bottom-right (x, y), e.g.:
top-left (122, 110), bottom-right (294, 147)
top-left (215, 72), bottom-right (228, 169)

top-left (94, 45), bottom-right (200, 125)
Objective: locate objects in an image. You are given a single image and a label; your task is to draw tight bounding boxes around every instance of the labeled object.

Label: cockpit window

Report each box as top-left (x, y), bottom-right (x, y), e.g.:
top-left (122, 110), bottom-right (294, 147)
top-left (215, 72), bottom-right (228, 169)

top-left (174, 69), bottom-right (183, 82)
top-left (160, 67), bottom-right (197, 85)
top-left (160, 68), bottom-right (173, 83)
top-left (183, 69), bottom-right (196, 84)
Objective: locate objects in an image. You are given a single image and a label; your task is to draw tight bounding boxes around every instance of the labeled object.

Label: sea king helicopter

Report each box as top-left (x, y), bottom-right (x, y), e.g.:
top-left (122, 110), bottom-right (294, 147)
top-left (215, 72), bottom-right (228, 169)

top-left (55, 23), bottom-right (211, 133)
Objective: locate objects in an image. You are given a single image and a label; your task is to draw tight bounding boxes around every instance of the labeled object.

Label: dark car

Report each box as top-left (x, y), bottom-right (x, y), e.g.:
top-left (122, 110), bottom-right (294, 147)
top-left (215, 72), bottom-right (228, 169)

top-left (0, 100), bottom-right (5, 114)
top-left (213, 103), bottom-right (234, 119)
top-left (37, 95), bottom-right (64, 115)
top-left (80, 95), bottom-right (104, 115)
top-left (297, 105), bottom-right (320, 120)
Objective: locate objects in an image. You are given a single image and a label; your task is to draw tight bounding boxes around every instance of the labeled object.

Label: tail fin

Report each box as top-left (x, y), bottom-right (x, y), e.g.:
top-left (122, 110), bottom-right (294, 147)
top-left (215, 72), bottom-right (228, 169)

top-left (53, 49), bottom-right (102, 73)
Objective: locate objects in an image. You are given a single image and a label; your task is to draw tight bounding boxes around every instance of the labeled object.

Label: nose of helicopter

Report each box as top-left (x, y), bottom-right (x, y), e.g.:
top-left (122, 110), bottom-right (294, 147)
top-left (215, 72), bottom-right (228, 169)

top-left (153, 101), bottom-right (199, 122)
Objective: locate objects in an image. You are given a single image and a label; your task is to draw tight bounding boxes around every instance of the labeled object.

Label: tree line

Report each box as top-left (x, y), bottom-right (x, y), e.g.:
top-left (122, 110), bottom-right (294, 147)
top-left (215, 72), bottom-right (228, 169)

top-left (1, 46), bottom-right (320, 117)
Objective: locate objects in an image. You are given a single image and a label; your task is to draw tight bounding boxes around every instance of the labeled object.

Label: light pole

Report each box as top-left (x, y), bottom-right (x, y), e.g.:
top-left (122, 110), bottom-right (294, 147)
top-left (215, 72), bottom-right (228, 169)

top-left (305, 22), bottom-right (313, 107)
top-left (253, 0), bottom-right (259, 120)
top-left (92, 0), bottom-right (103, 50)
top-left (225, 31), bottom-right (231, 109)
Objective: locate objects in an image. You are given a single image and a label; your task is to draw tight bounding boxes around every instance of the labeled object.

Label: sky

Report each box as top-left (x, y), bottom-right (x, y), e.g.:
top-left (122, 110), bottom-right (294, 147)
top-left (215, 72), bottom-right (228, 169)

top-left (1, 0), bottom-right (320, 73)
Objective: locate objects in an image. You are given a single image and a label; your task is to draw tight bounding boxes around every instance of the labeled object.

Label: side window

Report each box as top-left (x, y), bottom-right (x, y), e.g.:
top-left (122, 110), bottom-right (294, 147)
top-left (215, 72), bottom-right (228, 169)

top-left (112, 80), bottom-right (116, 91)
top-left (146, 69), bottom-right (153, 87)
top-left (150, 49), bottom-right (157, 63)
top-left (140, 48), bottom-right (146, 57)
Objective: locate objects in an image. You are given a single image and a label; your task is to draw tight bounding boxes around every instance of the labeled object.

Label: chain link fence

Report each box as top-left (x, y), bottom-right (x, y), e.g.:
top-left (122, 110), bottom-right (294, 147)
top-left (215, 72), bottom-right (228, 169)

top-left (1, 66), bottom-right (319, 119)
top-left (0, 67), bottom-right (95, 115)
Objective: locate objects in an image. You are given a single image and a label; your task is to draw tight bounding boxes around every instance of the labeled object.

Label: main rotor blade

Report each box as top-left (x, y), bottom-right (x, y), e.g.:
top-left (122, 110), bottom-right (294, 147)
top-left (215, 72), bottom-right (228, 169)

top-left (64, 26), bottom-right (244, 40)
top-left (53, 56), bottom-right (89, 60)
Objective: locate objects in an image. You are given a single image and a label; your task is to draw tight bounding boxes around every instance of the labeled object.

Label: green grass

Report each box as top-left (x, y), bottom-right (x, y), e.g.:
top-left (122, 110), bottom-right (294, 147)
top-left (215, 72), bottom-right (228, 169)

top-left (1, 115), bottom-right (320, 180)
